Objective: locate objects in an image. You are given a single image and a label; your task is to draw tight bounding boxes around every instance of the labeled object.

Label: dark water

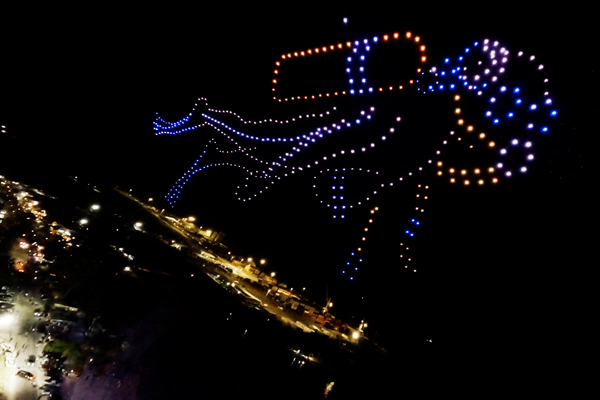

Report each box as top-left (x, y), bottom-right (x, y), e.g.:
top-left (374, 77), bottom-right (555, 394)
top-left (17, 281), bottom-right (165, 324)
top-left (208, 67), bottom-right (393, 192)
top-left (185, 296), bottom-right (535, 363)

top-left (135, 283), bottom-right (333, 400)
top-left (133, 294), bottom-right (441, 399)
top-left (128, 269), bottom-right (443, 399)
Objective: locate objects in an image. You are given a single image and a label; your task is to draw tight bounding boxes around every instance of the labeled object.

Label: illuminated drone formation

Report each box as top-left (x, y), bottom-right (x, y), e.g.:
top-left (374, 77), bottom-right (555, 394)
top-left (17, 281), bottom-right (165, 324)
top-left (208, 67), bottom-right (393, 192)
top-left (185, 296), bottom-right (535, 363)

top-left (155, 29), bottom-right (557, 281)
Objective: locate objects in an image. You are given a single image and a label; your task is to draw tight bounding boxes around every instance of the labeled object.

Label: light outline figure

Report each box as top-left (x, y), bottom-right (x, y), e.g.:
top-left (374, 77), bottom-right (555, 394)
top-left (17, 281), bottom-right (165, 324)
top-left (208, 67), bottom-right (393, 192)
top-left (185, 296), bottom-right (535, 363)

top-left (155, 27), bottom-right (557, 283)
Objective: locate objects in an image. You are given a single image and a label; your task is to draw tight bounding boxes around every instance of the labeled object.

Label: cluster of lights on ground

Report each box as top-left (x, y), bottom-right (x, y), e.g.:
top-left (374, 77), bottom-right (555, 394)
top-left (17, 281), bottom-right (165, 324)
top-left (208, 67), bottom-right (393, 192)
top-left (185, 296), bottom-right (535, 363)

top-left (156, 20), bottom-right (557, 282)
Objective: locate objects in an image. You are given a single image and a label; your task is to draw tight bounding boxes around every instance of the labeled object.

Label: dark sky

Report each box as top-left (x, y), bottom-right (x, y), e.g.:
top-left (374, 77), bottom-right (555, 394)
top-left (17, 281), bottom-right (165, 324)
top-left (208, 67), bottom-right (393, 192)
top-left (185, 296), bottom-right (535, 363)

top-left (1, 3), bottom-right (596, 354)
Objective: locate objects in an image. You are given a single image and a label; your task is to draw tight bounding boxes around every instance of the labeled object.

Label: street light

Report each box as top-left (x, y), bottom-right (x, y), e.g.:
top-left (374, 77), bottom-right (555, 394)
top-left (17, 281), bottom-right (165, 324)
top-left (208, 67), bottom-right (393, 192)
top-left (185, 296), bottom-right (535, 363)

top-left (0, 314), bottom-right (15, 325)
top-left (271, 272), bottom-right (275, 277)
top-left (260, 259), bottom-right (266, 265)
top-left (79, 219), bottom-right (88, 225)
top-left (91, 204), bottom-right (100, 211)
top-left (188, 217), bottom-right (195, 222)
top-left (359, 320), bottom-right (367, 332)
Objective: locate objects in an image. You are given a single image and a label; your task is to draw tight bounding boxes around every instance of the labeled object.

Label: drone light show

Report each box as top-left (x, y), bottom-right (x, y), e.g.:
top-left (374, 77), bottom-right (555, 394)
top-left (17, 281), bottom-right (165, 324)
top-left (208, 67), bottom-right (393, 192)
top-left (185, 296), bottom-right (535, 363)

top-left (154, 22), bottom-right (557, 284)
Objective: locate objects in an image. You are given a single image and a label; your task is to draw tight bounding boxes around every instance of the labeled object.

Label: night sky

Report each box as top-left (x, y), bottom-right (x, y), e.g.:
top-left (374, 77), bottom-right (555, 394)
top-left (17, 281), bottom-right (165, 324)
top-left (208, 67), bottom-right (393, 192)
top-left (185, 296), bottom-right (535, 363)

top-left (1, 2), bottom-right (596, 378)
